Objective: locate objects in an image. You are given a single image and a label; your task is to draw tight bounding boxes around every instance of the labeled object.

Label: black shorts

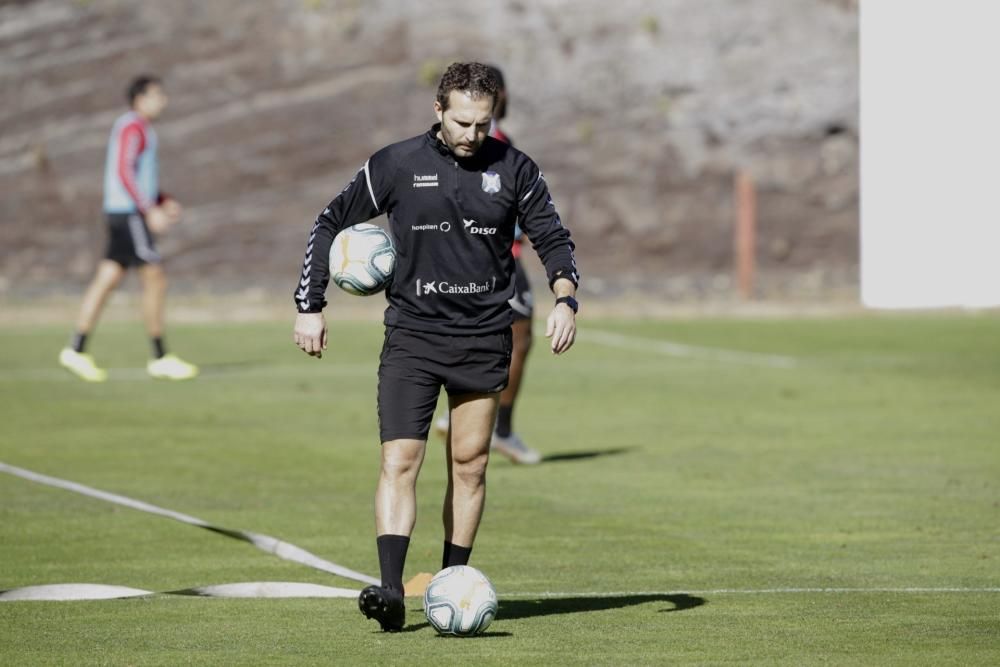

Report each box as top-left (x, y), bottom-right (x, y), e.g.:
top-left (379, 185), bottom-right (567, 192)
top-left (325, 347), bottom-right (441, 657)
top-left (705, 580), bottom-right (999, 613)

top-left (508, 258), bottom-right (533, 321)
top-left (377, 326), bottom-right (512, 442)
top-left (105, 212), bottom-right (161, 267)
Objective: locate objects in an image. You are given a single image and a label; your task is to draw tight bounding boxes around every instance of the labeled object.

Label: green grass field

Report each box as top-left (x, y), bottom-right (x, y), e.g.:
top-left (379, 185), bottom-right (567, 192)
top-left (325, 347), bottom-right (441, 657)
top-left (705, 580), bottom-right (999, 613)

top-left (1, 313), bottom-right (998, 665)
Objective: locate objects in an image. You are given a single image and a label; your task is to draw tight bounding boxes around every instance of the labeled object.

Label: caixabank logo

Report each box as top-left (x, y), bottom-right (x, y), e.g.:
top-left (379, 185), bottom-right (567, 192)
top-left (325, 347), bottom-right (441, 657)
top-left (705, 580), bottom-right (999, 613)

top-left (416, 277), bottom-right (497, 297)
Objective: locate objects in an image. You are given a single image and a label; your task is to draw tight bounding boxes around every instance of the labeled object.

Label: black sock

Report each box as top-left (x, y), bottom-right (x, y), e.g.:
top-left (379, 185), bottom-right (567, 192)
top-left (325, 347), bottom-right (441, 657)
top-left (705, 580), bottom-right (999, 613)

top-left (71, 332), bottom-right (88, 354)
top-left (151, 337), bottom-right (166, 359)
top-left (495, 405), bottom-right (513, 438)
top-left (376, 534), bottom-right (410, 594)
top-left (442, 541), bottom-right (472, 569)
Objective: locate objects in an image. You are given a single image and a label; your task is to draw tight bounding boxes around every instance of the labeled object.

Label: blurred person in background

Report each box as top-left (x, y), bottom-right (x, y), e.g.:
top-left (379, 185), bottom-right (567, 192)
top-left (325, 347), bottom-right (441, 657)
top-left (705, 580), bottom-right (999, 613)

top-left (59, 75), bottom-right (198, 382)
top-left (292, 62), bottom-right (579, 632)
top-left (434, 64), bottom-right (543, 464)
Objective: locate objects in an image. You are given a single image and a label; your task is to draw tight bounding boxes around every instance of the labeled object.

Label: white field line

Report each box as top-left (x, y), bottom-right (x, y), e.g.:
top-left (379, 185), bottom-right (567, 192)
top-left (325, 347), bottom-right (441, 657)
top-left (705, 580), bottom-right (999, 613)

top-left (5, 329), bottom-right (794, 381)
top-left (0, 462), bottom-right (379, 587)
top-left (582, 329), bottom-right (798, 369)
top-left (3, 584), bottom-right (996, 602)
top-left (502, 588), bottom-right (1000, 597)
top-left (0, 363), bottom-right (376, 382)
top-left (0, 582), bottom-right (361, 601)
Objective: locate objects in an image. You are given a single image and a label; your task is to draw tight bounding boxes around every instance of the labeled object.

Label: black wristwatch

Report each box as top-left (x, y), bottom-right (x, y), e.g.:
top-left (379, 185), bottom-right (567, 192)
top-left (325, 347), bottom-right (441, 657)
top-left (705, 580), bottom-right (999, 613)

top-left (555, 296), bottom-right (579, 313)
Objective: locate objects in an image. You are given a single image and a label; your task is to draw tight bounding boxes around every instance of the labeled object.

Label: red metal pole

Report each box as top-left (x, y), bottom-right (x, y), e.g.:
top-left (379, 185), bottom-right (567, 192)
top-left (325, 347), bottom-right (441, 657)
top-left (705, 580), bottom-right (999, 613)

top-left (734, 171), bottom-right (757, 300)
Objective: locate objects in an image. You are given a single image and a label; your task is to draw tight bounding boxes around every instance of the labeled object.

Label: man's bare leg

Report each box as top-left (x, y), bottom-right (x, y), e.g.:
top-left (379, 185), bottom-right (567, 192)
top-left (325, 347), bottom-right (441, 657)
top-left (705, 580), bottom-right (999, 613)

top-left (139, 263), bottom-right (198, 379)
top-left (75, 260), bottom-right (125, 335)
top-left (60, 260), bottom-right (124, 381)
top-left (491, 318), bottom-right (541, 463)
top-left (138, 263), bottom-right (166, 340)
top-left (376, 438), bottom-right (427, 538)
top-left (442, 392), bottom-right (499, 566)
top-left (498, 317), bottom-right (532, 424)
top-left (361, 437), bottom-right (427, 631)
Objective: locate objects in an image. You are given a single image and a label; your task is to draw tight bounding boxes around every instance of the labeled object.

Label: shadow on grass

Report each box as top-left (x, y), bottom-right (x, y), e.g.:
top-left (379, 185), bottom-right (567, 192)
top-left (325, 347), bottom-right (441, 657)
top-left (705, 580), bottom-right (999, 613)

top-left (393, 594), bottom-right (702, 634)
top-left (498, 593), bottom-right (705, 619)
top-left (540, 447), bottom-right (634, 463)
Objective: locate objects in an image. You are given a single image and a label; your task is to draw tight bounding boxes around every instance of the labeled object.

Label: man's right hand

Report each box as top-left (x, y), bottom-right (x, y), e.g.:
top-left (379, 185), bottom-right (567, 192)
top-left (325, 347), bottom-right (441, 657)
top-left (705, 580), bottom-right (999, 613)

top-left (294, 312), bottom-right (328, 358)
top-left (161, 198), bottom-right (183, 222)
top-left (145, 205), bottom-right (175, 234)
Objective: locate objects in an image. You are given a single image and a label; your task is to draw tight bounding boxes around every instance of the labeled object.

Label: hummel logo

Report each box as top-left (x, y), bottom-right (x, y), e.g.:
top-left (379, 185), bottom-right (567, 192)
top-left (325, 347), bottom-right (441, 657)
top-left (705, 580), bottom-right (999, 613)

top-left (413, 173), bottom-right (439, 189)
top-left (463, 218), bottom-right (475, 228)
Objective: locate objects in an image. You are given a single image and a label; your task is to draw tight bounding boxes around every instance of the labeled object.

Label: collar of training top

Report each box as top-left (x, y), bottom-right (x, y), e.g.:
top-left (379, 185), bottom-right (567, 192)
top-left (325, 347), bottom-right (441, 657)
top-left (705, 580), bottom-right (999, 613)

top-left (425, 123), bottom-right (495, 169)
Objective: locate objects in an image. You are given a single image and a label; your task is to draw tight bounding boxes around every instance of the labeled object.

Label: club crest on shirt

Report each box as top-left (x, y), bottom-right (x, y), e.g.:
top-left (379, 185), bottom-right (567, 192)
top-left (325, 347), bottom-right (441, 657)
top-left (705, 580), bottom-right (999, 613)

top-left (481, 171), bottom-right (501, 194)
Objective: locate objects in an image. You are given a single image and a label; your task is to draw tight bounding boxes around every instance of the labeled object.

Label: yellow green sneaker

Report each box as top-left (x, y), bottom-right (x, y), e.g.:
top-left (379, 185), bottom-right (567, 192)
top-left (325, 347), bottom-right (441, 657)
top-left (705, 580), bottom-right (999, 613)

top-left (58, 348), bottom-right (108, 382)
top-left (147, 354), bottom-right (199, 380)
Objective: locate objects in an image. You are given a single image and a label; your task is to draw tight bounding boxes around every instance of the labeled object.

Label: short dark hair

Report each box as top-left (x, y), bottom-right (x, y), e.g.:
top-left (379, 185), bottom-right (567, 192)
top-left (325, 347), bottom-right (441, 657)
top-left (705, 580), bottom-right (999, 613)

top-left (127, 75), bottom-right (161, 106)
top-left (435, 62), bottom-right (498, 111)
top-left (486, 64), bottom-right (506, 91)
top-left (486, 64), bottom-right (507, 119)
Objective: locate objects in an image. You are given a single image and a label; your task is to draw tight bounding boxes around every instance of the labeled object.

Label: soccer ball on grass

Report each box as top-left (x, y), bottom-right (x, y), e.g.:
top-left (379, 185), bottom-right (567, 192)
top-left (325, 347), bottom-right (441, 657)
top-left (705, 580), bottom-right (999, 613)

top-left (423, 565), bottom-right (498, 637)
top-left (329, 223), bottom-right (395, 296)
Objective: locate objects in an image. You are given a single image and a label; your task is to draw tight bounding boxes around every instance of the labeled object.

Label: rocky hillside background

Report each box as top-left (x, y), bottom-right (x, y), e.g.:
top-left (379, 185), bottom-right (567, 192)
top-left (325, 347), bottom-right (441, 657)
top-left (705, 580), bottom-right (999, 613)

top-left (0, 0), bottom-right (858, 303)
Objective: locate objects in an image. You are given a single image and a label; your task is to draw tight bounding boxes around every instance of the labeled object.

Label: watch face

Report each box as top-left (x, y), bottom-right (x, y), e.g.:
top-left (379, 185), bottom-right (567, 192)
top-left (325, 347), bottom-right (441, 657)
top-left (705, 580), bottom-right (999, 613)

top-left (557, 296), bottom-right (578, 312)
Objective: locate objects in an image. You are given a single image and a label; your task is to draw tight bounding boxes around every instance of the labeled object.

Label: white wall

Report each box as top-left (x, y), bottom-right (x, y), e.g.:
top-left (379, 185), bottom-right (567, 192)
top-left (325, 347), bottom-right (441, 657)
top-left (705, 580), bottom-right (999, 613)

top-left (861, 0), bottom-right (1000, 308)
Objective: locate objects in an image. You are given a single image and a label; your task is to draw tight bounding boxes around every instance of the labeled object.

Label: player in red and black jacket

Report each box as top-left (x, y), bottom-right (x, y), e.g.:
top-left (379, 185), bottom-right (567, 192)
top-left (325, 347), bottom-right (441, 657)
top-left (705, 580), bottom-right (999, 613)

top-left (433, 64), bottom-right (544, 464)
top-left (292, 62), bottom-right (579, 632)
top-left (59, 75), bottom-right (197, 382)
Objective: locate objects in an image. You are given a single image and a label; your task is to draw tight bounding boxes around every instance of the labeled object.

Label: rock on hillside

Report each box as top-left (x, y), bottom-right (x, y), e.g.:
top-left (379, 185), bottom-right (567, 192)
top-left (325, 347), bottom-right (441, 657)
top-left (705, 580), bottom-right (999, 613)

top-left (0, 0), bottom-right (857, 301)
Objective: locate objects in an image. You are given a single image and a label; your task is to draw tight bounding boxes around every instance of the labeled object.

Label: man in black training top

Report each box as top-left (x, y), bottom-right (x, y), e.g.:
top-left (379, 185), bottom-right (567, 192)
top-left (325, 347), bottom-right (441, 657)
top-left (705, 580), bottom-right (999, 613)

top-left (292, 62), bottom-right (579, 632)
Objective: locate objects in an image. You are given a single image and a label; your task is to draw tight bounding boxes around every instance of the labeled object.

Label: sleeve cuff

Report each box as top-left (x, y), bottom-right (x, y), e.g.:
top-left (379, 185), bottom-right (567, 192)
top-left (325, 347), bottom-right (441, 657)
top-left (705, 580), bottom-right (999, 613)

top-left (548, 270), bottom-right (579, 290)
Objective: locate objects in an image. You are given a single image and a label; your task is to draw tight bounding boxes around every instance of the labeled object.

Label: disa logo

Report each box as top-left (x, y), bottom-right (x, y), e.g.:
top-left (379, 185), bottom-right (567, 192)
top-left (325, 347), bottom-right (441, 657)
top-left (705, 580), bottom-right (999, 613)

top-left (463, 218), bottom-right (497, 235)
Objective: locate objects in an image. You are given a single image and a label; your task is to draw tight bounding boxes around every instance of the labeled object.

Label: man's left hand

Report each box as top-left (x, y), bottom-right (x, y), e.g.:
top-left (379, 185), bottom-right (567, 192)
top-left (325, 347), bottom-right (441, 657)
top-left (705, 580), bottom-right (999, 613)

top-left (546, 303), bottom-right (576, 354)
